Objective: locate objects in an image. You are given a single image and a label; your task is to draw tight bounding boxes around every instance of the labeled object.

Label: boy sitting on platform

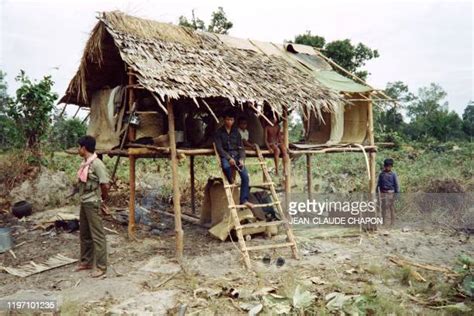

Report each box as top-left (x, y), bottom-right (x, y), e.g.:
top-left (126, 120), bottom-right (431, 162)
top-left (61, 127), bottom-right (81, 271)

top-left (237, 117), bottom-right (256, 149)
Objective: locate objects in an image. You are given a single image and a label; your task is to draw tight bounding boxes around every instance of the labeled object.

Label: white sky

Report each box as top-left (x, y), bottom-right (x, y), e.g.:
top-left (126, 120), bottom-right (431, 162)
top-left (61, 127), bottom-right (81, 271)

top-left (0, 0), bottom-right (472, 118)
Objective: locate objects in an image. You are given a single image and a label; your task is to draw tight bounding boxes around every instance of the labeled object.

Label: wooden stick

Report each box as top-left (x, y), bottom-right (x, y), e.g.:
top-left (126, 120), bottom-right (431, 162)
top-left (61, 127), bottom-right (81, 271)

top-left (155, 271), bottom-right (180, 288)
top-left (248, 102), bottom-right (274, 126)
top-left (72, 106), bottom-right (81, 119)
top-left (58, 103), bottom-right (68, 118)
top-left (306, 154), bottom-right (312, 200)
top-left (81, 113), bottom-right (90, 124)
top-left (128, 155), bottom-right (136, 239)
top-left (167, 98), bottom-right (184, 261)
top-left (151, 93), bottom-right (169, 115)
top-left (190, 156), bottom-right (196, 214)
top-left (156, 209), bottom-right (201, 226)
top-left (200, 99), bottom-right (219, 123)
top-left (192, 97), bottom-right (200, 109)
top-left (128, 68), bottom-right (136, 141)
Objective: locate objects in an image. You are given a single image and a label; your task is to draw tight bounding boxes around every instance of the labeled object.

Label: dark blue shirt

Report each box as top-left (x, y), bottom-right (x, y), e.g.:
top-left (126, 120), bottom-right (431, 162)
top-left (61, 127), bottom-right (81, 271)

top-left (376, 171), bottom-right (400, 193)
top-left (214, 126), bottom-right (245, 160)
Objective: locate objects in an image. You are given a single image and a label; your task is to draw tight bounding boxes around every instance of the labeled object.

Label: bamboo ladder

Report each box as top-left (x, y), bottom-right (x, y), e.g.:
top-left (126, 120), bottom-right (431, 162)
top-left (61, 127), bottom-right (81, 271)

top-left (213, 144), bottom-right (299, 269)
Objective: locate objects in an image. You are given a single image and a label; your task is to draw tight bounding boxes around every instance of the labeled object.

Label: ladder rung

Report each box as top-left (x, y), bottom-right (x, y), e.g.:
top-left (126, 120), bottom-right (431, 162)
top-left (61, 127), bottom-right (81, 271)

top-left (224, 182), bottom-right (275, 188)
top-left (237, 220), bottom-right (284, 230)
top-left (245, 242), bottom-right (295, 251)
top-left (232, 201), bottom-right (280, 209)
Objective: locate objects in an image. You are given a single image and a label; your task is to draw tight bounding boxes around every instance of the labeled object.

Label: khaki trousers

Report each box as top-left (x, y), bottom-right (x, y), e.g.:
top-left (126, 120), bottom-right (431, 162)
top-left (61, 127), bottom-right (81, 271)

top-left (80, 201), bottom-right (107, 270)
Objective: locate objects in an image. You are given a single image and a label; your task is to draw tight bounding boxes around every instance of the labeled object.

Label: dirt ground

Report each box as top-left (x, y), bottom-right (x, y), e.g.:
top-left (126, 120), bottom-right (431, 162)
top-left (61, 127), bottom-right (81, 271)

top-left (1, 201), bottom-right (472, 315)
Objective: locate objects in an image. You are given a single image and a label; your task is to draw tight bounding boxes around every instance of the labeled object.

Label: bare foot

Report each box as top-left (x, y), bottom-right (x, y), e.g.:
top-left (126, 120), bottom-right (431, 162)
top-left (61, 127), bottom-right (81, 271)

top-left (90, 269), bottom-right (106, 278)
top-left (75, 264), bottom-right (92, 272)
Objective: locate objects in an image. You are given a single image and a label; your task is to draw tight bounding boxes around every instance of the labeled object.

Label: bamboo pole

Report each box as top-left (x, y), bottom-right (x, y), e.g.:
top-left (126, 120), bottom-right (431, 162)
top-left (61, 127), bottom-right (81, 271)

top-left (58, 103), bottom-right (68, 118)
top-left (306, 154), bottom-right (312, 200)
top-left (72, 106), bottom-right (81, 119)
top-left (190, 155), bottom-right (196, 214)
top-left (81, 113), bottom-right (90, 124)
top-left (167, 98), bottom-right (184, 261)
top-left (314, 49), bottom-right (398, 105)
top-left (128, 68), bottom-right (136, 141)
top-left (201, 99), bottom-right (219, 123)
top-left (283, 108), bottom-right (291, 209)
top-left (367, 96), bottom-right (376, 193)
top-left (128, 155), bottom-right (136, 239)
top-left (288, 146), bottom-right (377, 155)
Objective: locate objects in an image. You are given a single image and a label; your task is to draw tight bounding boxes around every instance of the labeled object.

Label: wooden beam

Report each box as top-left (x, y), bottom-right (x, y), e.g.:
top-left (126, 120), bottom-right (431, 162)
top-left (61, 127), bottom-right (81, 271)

top-left (167, 98), bottom-right (184, 261)
top-left (190, 155), bottom-right (196, 214)
top-left (128, 155), bottom-right (136, 239)
top-left (283, 108), bottom-right (291, 209)
top-left (367, 96), bottom-right (376, 193)
top-left (306, 154), bottom-right (312, 200)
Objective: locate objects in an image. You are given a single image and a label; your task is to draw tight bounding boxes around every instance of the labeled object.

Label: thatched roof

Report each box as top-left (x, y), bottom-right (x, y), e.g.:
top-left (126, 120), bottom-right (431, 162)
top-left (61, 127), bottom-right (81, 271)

top-left (60, 11), bottom-right (344, 116)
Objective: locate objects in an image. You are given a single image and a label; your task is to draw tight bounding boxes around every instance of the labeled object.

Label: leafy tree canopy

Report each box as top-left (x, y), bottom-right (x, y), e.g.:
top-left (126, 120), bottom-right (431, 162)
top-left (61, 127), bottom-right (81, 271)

top-left (179, 7), bottom-right (233, 34)
top-left (293, 31), bottom-right (379, 80)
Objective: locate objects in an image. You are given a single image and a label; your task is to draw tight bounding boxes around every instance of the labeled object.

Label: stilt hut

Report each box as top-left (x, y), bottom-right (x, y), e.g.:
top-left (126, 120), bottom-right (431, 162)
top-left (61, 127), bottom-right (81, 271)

top-left (60, 11), bottom-right (390, 261)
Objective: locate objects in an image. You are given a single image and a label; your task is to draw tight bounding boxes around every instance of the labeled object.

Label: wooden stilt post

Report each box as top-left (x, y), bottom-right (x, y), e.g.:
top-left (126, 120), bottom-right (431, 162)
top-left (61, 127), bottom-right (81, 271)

top-left (190, 155), bottom-right (196, 214)
top-left (367, 95), bottom-right (376, 193)
top-left (128, 155), bottom-right (136, 239)
top-left (306, 153), bottom-right (312, 200)
top-left (283, 108), bottom-right (291, 209)
top-left (167, 98), bottom-right (184, 261)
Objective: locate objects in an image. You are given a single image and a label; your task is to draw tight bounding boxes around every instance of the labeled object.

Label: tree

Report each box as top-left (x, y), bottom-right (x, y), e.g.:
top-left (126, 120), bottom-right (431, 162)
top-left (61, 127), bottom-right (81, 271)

top-left (293, 34), bottom-right (379, 80)
top-left (178, 9), bottom-right (205, 31)
top-left (208, 7), bottom-right (233, 35)
top-left (294, 31), bottom-right (325, 49)
top-left (178, 7), bottom-right (233, 34)
top-left (7, 70), bottom-right (58, 156)
top-left (0, 70), bottom-right (9, 114)
top-left (49, 117), bottom-right (87, 150)
top-left (405, 83), bottom-right (465, 141)
top-left (375, 81), bottom-right (414, 135)
top-left (462, 101), bottom-right (474, 141)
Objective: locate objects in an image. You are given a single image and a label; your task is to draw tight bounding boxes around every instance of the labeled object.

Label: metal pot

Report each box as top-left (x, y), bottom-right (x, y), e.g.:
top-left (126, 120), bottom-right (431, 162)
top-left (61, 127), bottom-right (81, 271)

top-left (0, 227), bottom-right (13, 253)
top-left (12, 200), bottom-right (32, 218)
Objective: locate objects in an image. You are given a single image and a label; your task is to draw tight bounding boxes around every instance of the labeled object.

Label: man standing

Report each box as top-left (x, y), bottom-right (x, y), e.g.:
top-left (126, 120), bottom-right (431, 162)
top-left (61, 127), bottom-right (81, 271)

top-left (215, 111), bottom-right (254, 209)
top-left (76, 135), bottom-right (110, 277)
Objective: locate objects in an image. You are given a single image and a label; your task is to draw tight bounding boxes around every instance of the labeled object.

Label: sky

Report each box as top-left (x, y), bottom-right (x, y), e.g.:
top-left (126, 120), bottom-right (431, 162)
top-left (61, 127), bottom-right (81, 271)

top-left (0, 0), bottom-right (472, 118)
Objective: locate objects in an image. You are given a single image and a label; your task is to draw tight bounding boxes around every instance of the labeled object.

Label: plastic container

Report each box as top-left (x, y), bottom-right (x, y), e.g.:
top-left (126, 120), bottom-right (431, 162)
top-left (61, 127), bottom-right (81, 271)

top-left (0, 227), bottom-right (13, 253)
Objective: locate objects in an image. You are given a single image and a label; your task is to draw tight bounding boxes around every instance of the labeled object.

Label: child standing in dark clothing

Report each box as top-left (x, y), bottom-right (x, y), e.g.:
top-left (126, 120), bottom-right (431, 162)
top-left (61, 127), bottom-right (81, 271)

top-left (376, 158), bottom-right (400, 226)
top-left (376, 159), bottom-right (400, 193)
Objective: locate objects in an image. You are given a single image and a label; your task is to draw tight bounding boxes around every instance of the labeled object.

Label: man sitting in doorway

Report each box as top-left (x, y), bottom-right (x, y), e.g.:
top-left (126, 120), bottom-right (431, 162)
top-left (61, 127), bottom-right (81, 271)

top-left (214, 111), bottom-right (254, 209)
top-left (265, 116), bottom-right (289, 177)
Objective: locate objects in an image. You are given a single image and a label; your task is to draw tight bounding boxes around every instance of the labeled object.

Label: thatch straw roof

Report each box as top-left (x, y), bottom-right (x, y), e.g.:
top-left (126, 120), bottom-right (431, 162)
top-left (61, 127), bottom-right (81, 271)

top-left (60, 11), bottom-right (343, 116)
